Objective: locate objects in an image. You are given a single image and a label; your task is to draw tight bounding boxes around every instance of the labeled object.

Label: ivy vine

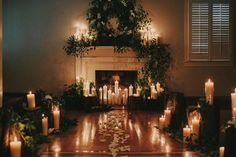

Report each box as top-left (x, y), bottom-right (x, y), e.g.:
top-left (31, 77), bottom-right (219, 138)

top-left (63, 0), bottom-right (172, 87)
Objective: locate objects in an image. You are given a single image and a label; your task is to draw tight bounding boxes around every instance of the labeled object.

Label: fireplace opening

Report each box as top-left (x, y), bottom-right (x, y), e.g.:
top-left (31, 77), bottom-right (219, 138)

top-left (95, 70), bottom-right (138, 88)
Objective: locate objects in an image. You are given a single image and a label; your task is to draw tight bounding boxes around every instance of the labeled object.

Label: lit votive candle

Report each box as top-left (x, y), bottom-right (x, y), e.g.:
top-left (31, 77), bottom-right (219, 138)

top-left (27, 91), bottom-right (35, 109)
top-left (219, 147), bottom-right (224, 157)
top-left (205, 79), bottom-right (214, 105)
top-left (10, 136), bottom-right (21, 157)
top-left (183, 125), bottom-right (191, 143)
top-left (53, 107), bottom-right (60, 129)
top-left (159, 115), bottom-right (165, 130)
top-left (42, 114), bottom-right (48, 136)
top-left (164, 108), bottom-right (171, 127)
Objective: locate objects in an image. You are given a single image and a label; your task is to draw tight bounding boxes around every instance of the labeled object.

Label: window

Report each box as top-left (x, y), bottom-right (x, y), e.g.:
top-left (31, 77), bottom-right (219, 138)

top-left (185, 0), bottom-right (232, 65)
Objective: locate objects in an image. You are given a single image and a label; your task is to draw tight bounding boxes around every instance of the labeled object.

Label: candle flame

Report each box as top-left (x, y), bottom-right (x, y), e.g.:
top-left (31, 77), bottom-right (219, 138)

top-left (29, 91), bottom-right (32, 94)
top-left (186, 125), bottom-right (189, 128)
top-left (208, 79), bottom-right (211, 82)
top-left (14, 136), bottom-right (17, 142)
top-left (42, 114), bottom-right (44, 117)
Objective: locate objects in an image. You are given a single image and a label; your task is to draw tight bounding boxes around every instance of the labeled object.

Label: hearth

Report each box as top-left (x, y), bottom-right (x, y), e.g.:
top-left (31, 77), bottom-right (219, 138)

top-left (95, 70), bottom-right (137, 88)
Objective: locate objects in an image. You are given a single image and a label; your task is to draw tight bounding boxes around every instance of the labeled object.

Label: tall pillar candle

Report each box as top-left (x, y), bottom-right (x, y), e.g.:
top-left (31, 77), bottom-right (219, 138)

top-left (10, 136), bottom-right (21, 157)
top-left (99, 87), bottom-right (103, 104)
top-left (156, 82), bottom-right (161, 94)
top-left (114, 80), bottom-right (119, 94)
top-left (159, 115), bottom-right (165, 129)
top-left (231, 88), bottom-right (236, 117)
top-left (129, 85), bottom-right (133, 96)
top-left (53, 107), bottom-right (60, 129)
top-left (205, 79), bottom-right (214, 105)
top-left (219, 147), bottom-right (224, 157)
top-left (42, 114), bottom-right (48, 136)
top-left (233, 107), bottom-right (236, 118)
top-left (124, 88), bottom-right (128, 102)
top-left (183, 125), bottom-right (191, 143)
top-left (164, 108), bottom-right (171, 127)
top-left (27, 91), bottom-right (35, 109)
top-left (111, 93), bottom-right (115, 105)
top-left (191, 117), bottom-right (200, 139)
top-left (103, 85), bottom-right (108, 104)
top-left (108, 89), bottom-right (112, 104)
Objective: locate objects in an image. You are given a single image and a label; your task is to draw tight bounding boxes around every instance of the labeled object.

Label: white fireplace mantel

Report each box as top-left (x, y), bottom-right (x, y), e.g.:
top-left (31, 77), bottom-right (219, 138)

top-left (75, 46), bottom-right (145, 83)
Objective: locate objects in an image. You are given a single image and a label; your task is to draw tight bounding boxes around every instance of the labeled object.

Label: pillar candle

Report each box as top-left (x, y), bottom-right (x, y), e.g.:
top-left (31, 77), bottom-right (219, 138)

top-left (99, 87), bottom-right (103, 104)
top-left (159, 115), bottom-right (165, 130)
top-left (111, 92), bottom-right (115, 105)
top-left (53, 107), bottom-right (60, 129)
top-left (136, 86), bottom-right (141, 96)
top-left (114, 80), bottom-right (119, 94)
top-left (219, 147), bottom-right (224, 157)
top-left (10, 136), bottom-right (21, 157)
top-left (27, 91), bottom-right (35, 109)
top-left (42, 114), bottom-right (48, 136)
top-left (231, 88), bottom-right (236, 117)
top-left (124, 88), bottom-right (128, 105)
top-left (183, 125), bottom-right (191, 142)
top-left (122, 93), bottom-right (126, 105)
top-left (151, 90), bottom-right (158, 99)
top-left (103, 85), bottom-right (108, 104)
top-left (191, 117), bottom-right (200, 139)
top-left (129, 85), bottom-right (133, 96)
top-left (156, 82), bottom-right (161, 93)
top-left (108, 89), bottom-right (112, 104)
top-left (233, 107), bottom-right (236, 118)
top-left (164, 108), bottom-right (171, 127)
top-left (205, 79), bottom-right (214, 105)
top-left (118, 88), bottom-right (122, 105)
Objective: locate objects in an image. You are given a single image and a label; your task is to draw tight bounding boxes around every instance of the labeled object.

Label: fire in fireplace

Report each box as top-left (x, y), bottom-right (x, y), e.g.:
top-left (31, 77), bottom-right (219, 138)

top-left (95, 70), bottom-right (138, 88)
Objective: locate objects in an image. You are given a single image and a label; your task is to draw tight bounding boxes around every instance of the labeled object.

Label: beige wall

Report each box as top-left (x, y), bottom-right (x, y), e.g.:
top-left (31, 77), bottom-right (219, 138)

top-left (3, 0), bottom-right (236, 96)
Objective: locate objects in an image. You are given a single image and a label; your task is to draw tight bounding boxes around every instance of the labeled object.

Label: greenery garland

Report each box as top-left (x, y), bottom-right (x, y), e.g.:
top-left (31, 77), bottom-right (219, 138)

top-left (63, 0), bottom-right (171, 87)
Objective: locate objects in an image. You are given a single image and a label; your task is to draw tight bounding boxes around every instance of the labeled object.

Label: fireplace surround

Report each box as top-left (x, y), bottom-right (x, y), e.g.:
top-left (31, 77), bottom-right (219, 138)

top-left (75, 46), bottom-right (144, 85)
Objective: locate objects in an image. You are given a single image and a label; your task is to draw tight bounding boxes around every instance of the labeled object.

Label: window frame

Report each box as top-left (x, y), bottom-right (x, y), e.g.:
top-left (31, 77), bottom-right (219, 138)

top-left (184, 0), bottom-right (233, 66)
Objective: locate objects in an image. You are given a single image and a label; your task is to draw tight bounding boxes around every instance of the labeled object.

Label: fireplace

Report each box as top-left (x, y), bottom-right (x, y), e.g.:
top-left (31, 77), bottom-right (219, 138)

top-left (75, 47), bottom-right (144, 84)
top-left (95, 70), bottom-right (137, 88)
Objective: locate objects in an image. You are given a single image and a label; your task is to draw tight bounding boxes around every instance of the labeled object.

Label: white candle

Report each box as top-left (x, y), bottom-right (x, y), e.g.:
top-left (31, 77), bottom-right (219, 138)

top-left (129, 85), bottom-right (133, 96)
top-left (164, 108), bottom-right (171, 127)
top-left (151, 90), bottom-right (158, 99)
top-left (118, 88), bottom-right (122, 105)
top-left (191, 117), bottom-right (200, 139)
top-left (136, 86), bottom-right (141, 96)
top-left (111, 92), bottom-right (115, 105)
top-left (219, 147), bottom-right (224, 157)
top-left (53, 107), bottom-right (60, 129)
top-left (108, 89), bottom-right (112, 104)
top-left (114, 80), bottom-right (119, 94)
top-left (10, 136), bottom-right (21, 157)
top-left (205, 79), bottom-right (214, 105)
top-left (103, 85), bottom-right (108, 104)
top-left (233, 107), bottom-right (236, 118)
top-left (183, 125), bottom-right (191, 142)
top-left (156, 82), bottom-right (161, 93)
top-left (159, 115), bottom-right (165, 130)
top-left (99, 87), bottom-right (103, 104)
top-left (231, 88), bottom-right (236, 117)
top-left (27, 91), bottom-right (35, 109)
top-left (42, 114), bottom-right (48, 136)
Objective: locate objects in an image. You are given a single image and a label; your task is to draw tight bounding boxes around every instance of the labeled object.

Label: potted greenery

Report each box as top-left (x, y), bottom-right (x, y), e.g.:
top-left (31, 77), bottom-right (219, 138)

top-left (62, 79), bottom-right (84, 110)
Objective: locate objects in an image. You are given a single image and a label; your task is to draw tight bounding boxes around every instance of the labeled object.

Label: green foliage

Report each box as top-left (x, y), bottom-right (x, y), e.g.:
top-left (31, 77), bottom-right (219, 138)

top-left (63, 0), bottom-right (172, 87)
top-left (63, 82), bottom-right (83, 98)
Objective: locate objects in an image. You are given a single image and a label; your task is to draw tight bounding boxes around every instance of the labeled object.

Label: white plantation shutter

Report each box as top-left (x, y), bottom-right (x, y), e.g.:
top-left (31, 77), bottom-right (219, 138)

top-left (212, 3), bottom-right (230, 60)
top-left (191, 3), bottom-right (209, 54)
top-left (188, 0), bottom-right (231, 62)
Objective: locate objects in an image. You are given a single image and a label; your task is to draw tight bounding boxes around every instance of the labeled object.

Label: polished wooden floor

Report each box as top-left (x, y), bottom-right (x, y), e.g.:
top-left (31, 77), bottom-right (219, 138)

top-left (38, 109), bottom-right (200, 157)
